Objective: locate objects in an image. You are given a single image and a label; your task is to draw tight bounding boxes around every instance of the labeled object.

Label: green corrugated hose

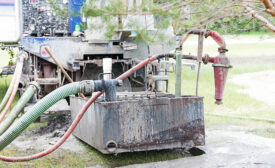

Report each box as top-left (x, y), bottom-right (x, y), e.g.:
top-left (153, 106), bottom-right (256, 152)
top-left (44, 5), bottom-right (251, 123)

top-left (0, 82), bottom-right (81, 150)
top-left (0, 82), bottom-right (40, 136)
top-left (0, 60), bottom-right (22, 112)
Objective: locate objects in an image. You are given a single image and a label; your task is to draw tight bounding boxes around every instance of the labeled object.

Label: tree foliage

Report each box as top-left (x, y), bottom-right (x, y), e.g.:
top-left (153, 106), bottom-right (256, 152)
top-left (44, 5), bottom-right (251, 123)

top-left (79, 0), bottom-right (275, 43)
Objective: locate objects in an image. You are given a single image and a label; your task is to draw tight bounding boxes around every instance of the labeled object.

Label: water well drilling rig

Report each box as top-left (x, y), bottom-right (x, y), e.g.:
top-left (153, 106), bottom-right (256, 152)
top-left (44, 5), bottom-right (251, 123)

top-left (0, 0), bottom-right (231, 155)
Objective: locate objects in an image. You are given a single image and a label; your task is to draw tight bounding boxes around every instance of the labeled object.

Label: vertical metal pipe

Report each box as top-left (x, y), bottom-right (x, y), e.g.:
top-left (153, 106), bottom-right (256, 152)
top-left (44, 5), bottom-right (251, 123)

top-left (156, 64), bottom-right (165, 92)
top-left (175, 49), bottom-right (182, 97)
top-left (103, 58), bottom-right (112, 80)
top-left (196, 33), bottom-right (204, 96)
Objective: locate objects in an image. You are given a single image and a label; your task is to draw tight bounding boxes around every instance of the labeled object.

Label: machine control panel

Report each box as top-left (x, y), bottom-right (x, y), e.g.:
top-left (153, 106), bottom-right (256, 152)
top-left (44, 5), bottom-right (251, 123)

top-left (22, 0), bottom-right (70, 36)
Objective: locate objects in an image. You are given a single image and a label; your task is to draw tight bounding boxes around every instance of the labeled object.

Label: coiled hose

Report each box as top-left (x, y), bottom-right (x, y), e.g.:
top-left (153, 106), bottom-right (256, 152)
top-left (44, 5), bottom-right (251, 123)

top-left (0, 54), bottom-right (25, 122)
top-left (0, 53), bottom-right (173, 162)
top-left (0, 55), bottom-right (24, 113)
top-left (0, 82), bottom-right (39, 136)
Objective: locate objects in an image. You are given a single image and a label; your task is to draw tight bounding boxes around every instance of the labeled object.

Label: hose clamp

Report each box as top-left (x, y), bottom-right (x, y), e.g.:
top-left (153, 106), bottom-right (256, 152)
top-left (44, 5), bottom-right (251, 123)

top-left (29, 81), bottom-right (41, 93)
top-left (212, 64), bottom-right (232, 68)
top-left (18, 51), bottom-right (28, 62)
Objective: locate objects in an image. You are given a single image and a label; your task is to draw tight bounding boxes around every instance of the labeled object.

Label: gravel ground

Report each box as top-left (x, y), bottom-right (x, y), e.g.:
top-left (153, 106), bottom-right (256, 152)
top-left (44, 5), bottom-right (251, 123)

top-left (9, 114), bottom-right (85, 153)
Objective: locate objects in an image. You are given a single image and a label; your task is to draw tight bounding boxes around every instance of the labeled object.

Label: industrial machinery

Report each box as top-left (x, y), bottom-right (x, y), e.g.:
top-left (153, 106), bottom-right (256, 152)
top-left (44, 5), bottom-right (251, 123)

top-left (0, 0), bottom-right (231, 159)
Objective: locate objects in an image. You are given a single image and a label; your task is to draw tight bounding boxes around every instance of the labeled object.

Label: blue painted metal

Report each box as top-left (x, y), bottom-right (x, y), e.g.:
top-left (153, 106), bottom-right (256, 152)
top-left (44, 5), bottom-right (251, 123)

top-left (21, 37), bottom-right (52, 58)
top-left (69, 0), bottom-right (85, 34)
top-left (21, 37), bottom-right (51, 44)
top-left (0, 0), bottom-right (14, 6)
top-left (20, 37), bottom-right (83, 70)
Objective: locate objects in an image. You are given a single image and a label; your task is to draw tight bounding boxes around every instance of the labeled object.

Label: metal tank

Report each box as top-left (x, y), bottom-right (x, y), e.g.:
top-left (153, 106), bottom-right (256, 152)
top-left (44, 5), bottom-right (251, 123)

top-left (70, 93), bottom-right (205, 154)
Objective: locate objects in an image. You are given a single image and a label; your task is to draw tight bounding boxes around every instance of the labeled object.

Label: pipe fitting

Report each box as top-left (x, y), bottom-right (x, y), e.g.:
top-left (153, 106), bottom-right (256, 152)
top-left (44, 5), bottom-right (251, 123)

top-left (93, 79), bottom-right (123, 101)
top-left (212, 64), bottom-right (232, 68)
top-left (18, 51), bottom-right (28, 62)
top-left (205, 30), bottom-right (228, 53)
top-left (29, 81), bottom-right (40, 93)
top-left (79, 79), bottom-right (124, 99)
top-left (218, 47), bottom-right (228, 54)
top-left (94, 80), bottom-right (122, 91)
top-left (203, 54), bottom-right (213, 64)
top-left (79, 80), bottom-right (95, 95)
top-left (106, 140), bottom-right (118, 153)
top-left (117, 80), bottom-right (123, 86)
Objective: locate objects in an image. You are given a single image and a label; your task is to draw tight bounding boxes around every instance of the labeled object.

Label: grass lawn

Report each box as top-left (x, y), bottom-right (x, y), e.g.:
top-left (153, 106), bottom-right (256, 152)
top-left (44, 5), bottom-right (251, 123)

top-left (169, 63), bottom-right (275, 118)
top-left (0, 50), bottom-right (19, 109)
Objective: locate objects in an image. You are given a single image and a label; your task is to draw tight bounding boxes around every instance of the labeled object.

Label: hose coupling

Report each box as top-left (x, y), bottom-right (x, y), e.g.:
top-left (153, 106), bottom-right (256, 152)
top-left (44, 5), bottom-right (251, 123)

top-left (79, 80), bottom-right (95, 95)
top-left (18, 51), bottom-right (28, 62)
top-left (29, 81), bottom-right (40, 93)
top-left (117, 80), bottom-right (123, 86)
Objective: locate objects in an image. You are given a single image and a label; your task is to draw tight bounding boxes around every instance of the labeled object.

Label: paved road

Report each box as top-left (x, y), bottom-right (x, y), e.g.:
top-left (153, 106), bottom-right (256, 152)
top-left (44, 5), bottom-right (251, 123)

top-left (121, 129), bottom-right (275, 168)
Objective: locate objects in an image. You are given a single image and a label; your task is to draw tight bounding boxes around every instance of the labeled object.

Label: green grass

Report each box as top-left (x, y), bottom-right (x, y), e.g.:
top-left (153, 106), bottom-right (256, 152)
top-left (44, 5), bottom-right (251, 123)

top-left (0, 148), bottom-right (94, 168)
top-left (0, 130), bottom-right (185, 168)
top-left (0, 145), bottom-right (184, 168)
top-left (0, 76), bottom-right (12, 98)
top-left (0, 50), bottom-right (15, 105)
top-left (0, 75), bottom-right (19, 110)
top-left (169, 63), bottom-right (275, 118)
top-left (0, 50), bottom-right (19, 110)
top-left (85, 144), bottom-right (185, 167)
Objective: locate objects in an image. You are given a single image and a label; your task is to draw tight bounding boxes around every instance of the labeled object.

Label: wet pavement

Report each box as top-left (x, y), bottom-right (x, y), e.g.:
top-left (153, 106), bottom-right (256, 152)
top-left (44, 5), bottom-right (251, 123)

top-left (121, 129), bottom-right (275, 168)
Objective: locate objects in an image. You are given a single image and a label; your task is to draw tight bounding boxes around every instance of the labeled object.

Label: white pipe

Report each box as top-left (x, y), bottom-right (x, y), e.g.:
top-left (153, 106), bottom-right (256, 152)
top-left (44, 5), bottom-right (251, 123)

top-left (103, 58), bottom-right (112, 80)
top-left (156, 67), bottom-right (165, 92)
